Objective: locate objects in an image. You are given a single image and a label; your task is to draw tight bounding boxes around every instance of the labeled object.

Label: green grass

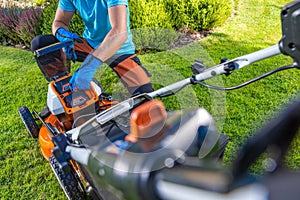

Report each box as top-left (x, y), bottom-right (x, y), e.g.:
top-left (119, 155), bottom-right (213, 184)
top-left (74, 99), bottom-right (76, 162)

top-left (1, 0), bottom-right (300, 199)
top-left (199, 0), bottom-right (300, 167)
top-left (0, 48), bottom-right (69, 199)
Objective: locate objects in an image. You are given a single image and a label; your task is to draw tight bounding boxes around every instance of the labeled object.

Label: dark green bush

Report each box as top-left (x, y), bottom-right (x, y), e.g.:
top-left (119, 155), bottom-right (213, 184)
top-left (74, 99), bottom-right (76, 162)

top-left (69, 12), bottom-right (85, 35)
top-left (40, 0), bottom-right (84, 35)
top-left (129, 0), bottom-right (173, 29)
top-left (163, 0), bottom-right (189, 29)
top-left (234, 0), bottom-right (239, 8)
top-left (130, 0), bottom-right (233, 31)
top-left (132, 28), bottom-right (180, 54)
top-left (129, 0), bottom-right (177, 53)
top-left (184, 0), bottom-right (233, 30)
top-left (40, 0), bottom-right (56, 34)
top-left (129, 0), bottom-right (233, 53)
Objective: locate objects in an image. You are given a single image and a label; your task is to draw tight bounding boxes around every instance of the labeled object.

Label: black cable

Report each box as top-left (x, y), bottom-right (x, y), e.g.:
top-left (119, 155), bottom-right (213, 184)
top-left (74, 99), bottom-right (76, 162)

top-left (195, 65), bottom-right (295, 91)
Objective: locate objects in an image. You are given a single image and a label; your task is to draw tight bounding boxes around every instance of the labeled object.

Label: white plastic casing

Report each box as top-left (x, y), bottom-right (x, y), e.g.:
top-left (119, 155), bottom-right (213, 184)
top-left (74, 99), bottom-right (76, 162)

top-left (47, 80), bottom-right (103, 116)
top-left (47, 83), bottom-right (65, 115)
top-left (91, 81), bottom-right (103, 96)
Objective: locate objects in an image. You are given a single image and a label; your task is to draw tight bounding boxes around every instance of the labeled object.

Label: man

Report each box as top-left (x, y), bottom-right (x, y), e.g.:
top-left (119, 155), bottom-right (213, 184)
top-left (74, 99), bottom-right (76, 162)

top-left (31, 0), bottom-right (153, 96)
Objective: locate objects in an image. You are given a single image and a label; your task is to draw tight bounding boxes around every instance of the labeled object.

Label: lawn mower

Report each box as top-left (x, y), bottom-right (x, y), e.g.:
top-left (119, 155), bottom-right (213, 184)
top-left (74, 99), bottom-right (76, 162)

top-left (18, 29), bottom-right (229, 200)
top-left (18, 1), bottom-right (300, 199)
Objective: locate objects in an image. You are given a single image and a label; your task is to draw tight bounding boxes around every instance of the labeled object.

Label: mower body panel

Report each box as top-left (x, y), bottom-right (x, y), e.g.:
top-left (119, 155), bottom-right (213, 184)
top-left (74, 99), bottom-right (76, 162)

top-left (39, 74), bottom-right (117, 161)
top-left (47, 83), bottom-right (65, 115)
top-left (38, 114), bottom-right (61, 160)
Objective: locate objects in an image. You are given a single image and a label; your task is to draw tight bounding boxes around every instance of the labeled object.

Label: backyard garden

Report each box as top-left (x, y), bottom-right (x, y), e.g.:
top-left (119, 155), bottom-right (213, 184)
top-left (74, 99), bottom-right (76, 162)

top-left (1, 0), bottom-right (300, 199)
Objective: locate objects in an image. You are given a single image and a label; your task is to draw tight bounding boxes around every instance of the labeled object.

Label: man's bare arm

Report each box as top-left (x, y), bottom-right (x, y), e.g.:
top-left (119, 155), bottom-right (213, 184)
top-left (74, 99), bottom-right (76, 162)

top-left (52, 7), bottom-right (75, 35)
top-left (92, 5), bottom-right (128, 62)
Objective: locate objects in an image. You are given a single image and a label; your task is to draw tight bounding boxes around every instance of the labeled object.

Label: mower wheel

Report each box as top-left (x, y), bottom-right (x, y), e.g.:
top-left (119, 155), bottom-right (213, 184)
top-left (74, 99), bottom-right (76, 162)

top-left (18, 106), bottom-right (39, 138)
top-left (49, 156), bottom-right (86, 200)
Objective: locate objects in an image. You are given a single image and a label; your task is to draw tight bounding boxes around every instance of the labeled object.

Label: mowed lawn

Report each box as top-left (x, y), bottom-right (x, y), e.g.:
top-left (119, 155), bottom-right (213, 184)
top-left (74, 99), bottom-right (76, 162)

top-left (1, 0), bottom-right (300, 199)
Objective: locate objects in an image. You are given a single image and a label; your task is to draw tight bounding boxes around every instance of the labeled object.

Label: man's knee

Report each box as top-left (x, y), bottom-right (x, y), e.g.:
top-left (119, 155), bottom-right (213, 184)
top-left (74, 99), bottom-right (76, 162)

top-left (31, 34), bottom-right (57, 52)
top-left (31, 34), bottom-right (70, 80)
top-left (128, 83), bottom-right (154, 96)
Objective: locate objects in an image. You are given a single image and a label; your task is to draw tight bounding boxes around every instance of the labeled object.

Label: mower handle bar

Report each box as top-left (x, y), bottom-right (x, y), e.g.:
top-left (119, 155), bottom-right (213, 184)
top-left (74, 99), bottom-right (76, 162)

top-left (75, 43), bottom-right (286, 138)
top-left (86, 44), bottom-right (282, 130)
top-left (148, 44), bottom-right (281, 99)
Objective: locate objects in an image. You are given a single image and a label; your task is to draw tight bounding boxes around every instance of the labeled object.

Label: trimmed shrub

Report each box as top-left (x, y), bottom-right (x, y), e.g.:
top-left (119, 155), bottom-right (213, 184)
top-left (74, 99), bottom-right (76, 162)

top-left (184, 0), bottom-right (233, 30)
top-left (129, 0), bottom-right (233, 31)
top-left (234, 0), bottom-right (239, 8)
top-left (129, 0), bottom-right (233, 53)
top-left (69, 12), bottom-right (85, 35)
top-left (40, 0), bottom-right (57, 34)
top-left (163, 0), bottom-right (189, 29)
top-left (129, 0), bottom-right (173, 29)
top-left (36, 0), bottom-right (47, 5)
top-left (129, 0), bottom-right (178, 53)
top-left (132, 27), bottom-right (180, 54)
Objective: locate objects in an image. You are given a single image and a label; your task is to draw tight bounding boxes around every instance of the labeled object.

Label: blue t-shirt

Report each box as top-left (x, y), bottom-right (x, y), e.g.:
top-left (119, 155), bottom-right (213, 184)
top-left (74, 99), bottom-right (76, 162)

top-left (58, 0), bottom-right (135, 55)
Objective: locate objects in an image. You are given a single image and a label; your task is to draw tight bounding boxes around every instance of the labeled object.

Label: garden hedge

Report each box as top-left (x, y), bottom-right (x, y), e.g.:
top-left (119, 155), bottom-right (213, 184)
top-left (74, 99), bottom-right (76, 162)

top-left (0, 0), bottom-right (234, 49)
top-left (130, 0), bottom-right (233, 31)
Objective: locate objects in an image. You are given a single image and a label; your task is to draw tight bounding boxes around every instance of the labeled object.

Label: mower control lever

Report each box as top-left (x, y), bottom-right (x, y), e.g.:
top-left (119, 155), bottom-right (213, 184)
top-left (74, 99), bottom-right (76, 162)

top-left (51, 133), bottom-right (72, 173)
top-left (279, 0), bottom-right (300, 66)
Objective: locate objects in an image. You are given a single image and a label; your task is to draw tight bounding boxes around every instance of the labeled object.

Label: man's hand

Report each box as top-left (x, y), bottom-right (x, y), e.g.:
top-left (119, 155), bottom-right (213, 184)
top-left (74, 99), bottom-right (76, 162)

top-left (70, 54), bottom-right (103, 91)
top-left (56, 27), bottom-right (82, 42)
top-left (55, 28), bottom-right (83, 62)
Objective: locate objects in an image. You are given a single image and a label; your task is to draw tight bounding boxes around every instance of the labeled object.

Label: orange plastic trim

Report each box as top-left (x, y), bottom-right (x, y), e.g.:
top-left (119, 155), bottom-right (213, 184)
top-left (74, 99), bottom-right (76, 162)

top-left (125, 100), bottom-right (167, 143)
top-left (50, 74), bottom-right (99, 115)
top-left (38, 114), bottom-right (62, 160)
